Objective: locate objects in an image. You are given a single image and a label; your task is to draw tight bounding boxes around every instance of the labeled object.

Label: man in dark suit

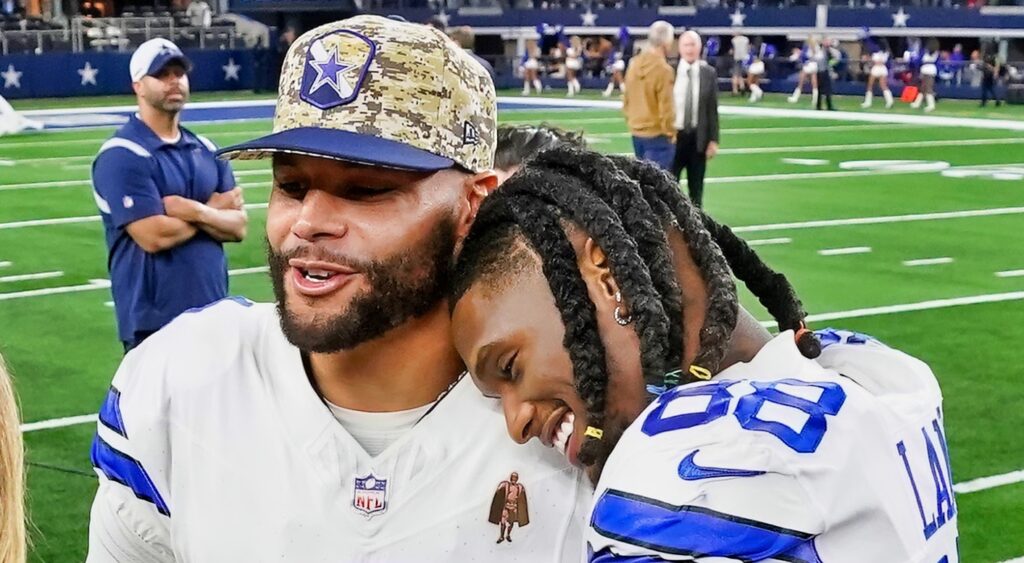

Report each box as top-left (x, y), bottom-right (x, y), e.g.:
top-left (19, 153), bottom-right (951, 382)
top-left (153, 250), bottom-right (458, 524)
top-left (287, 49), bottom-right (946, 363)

top-left (671, 30), bottom-right (720, 208)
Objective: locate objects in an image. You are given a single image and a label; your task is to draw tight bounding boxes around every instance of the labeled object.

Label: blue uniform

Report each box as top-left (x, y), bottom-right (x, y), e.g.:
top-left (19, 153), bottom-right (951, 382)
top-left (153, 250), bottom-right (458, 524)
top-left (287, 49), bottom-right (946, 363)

top-left (91, 115), bottom-right (236, 348)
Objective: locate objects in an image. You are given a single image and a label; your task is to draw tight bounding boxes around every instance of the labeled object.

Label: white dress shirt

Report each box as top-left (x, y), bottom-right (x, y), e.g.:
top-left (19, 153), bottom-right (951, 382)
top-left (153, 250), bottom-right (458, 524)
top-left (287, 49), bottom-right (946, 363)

top-left (673, 59), bottom-right (702, 131)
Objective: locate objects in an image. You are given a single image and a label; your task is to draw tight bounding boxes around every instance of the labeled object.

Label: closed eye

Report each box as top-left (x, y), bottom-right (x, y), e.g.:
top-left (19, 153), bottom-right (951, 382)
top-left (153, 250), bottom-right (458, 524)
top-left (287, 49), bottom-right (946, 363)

top-left (274, 181), bottom-right (304, 198)
top-left (501, 352), bottom-right (519, 382)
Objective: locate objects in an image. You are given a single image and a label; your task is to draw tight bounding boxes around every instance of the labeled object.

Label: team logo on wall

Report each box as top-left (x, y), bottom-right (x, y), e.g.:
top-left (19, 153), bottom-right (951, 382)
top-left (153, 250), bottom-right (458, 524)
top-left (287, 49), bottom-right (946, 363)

top-left (353, 474), bottom-right (388, 517)
top-left (488, 472), bottom-right (529, 543)
top-left (300, 30), bottom-right (376, 110)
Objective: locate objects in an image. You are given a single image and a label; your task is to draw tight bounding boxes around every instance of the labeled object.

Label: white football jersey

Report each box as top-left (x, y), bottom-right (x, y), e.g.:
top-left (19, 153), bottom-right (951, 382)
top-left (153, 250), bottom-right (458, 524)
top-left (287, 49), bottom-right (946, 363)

top-left (88, 298), bottom-right (592, 562)
top-left (588, 329), bottom-right (958, 563)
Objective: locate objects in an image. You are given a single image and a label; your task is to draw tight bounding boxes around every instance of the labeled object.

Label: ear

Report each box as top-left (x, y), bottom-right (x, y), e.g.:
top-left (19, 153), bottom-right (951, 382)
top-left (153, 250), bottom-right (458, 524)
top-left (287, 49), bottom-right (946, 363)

top-left (455, 170), bottom-right (498, 241)
top-left (579, 237), bottom-right (620, 306)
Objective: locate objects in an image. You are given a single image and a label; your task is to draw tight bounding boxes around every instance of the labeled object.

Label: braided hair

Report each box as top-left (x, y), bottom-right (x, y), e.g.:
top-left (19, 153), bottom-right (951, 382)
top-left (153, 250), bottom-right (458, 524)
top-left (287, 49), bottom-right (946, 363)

top-left (451, 146), bottom-right (818, 469)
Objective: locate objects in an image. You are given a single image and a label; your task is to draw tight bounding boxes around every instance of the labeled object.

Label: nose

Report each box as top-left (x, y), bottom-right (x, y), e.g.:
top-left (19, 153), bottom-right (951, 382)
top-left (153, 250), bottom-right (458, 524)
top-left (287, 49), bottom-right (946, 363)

top-left (290, 189), bottom-right (348, 242)
top-left (502, 394), bottom-right (537, 445)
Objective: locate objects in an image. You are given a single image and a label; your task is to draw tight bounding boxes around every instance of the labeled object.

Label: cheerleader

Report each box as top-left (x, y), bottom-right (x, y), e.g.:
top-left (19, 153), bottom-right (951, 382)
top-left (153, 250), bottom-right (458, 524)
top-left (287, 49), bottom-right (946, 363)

top-left (603, 51), bottom-right (627, 97)
top-left (0, 93), bottom-right (43, 137)
top-left (787, 36), bottom-right (821, 105)
top-left (746, 38), bottom-right (775, 103)
top-left (910, 38), bottom-right (939, 112)
top-left (564, 36), bottom-right (583, 97)
top-left (861, 36), bottom-right (894, 108)
top-left (520, 41), bottom-right (543, 95)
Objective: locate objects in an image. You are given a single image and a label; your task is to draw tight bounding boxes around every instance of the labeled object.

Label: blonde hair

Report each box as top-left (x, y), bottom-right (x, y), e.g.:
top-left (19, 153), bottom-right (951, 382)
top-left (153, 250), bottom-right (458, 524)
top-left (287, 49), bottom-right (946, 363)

top-left (0, 354), bottom-right (26, 563)
top-left (647, 20), bottom-right (675, 48)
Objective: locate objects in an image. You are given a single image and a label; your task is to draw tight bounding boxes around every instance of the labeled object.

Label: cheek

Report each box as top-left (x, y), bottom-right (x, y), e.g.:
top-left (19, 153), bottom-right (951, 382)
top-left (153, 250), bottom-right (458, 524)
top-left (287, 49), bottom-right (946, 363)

top-left (265, 196), bottom-right (299, 245)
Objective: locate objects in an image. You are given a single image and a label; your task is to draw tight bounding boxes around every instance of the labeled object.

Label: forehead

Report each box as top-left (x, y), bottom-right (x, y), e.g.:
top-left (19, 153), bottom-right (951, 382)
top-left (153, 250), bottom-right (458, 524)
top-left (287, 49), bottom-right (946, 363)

top-left (272, 153), bottom-right (456, 184)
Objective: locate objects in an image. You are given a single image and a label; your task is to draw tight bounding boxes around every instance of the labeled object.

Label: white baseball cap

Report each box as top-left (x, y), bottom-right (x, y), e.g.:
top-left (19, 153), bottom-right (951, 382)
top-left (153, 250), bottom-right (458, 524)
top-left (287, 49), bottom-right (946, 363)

top-left (129, 38), bottom-right (192, 82)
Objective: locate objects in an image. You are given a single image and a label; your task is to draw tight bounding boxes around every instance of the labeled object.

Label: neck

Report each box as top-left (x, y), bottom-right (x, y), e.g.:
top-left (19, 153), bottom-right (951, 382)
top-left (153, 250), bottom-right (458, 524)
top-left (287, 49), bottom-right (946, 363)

top-left (647, 46), bottom-right (665, 59)
top-left (138, 103), bottom-right (180, 139)
top-left (307, 303), bottom-right (465, 412)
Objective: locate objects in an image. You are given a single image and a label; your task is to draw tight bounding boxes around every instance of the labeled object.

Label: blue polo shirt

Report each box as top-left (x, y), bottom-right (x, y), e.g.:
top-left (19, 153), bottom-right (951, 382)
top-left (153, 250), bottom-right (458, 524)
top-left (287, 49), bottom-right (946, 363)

top-left (92, 115), bottom-right (236, 346)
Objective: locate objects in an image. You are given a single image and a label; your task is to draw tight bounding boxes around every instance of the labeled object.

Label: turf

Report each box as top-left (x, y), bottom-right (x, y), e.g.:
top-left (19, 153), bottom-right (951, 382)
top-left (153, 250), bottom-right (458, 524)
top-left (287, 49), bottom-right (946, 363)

top-left (1, 92), bottom-right (1022, 562)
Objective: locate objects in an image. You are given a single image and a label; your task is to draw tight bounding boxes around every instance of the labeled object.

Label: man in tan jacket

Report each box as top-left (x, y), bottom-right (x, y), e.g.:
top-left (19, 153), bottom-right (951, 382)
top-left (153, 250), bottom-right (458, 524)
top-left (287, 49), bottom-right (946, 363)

top-left (622, 20), bottom-right (676, 171)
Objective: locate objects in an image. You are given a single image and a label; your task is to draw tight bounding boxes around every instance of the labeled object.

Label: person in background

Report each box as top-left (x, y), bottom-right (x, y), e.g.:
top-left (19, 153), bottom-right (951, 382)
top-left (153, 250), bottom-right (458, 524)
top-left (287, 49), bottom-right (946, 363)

top-left (564, 36), bottom-right (583, 97)
top-left (671, 30), bottom-right (719, 208)
top-left (730, 32), bottom-right (749, 96)
top-left (745, 37), bottom-right (774, 103)
top-left (449, 26), bottom-right (495, 80)
top-left (623, 20), bottom-right (676, 172)
top-left (815, 37), bottom-right (839, 111)
top-left (861, 35), bottom-right (894, 109)
top-left (979, 52), bottom-right (1002, 107)
top-left (787, 36), bottom-right (821, 106)
top-left (910, 38), bottom-right (939, 112)
top-left (0, 93), bottom-right (43, 137)
top-left (493, 124), bottom-right (586, 184)
top-left (603, 51), bottom-right (627, 97)
top-left (521, 41), bottom-right (543, 95)
top-left (0, 353), bottom-right (26, 563)
top-left (185, 0), bottom-right (212, 28)
top-left (91, 38), bottom-right (246, 352)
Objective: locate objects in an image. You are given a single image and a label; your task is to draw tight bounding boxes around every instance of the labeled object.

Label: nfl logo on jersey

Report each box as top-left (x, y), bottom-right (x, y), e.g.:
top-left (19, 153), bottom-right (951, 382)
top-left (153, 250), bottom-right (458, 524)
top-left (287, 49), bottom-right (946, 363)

top-left (353, 474), bottom-right (388, 517)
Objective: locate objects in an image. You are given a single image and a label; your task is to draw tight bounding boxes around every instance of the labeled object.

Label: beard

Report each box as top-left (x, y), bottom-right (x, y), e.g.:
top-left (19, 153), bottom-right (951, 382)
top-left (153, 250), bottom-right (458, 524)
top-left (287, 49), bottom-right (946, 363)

top-left (268, 216), bottom-right (458, 353)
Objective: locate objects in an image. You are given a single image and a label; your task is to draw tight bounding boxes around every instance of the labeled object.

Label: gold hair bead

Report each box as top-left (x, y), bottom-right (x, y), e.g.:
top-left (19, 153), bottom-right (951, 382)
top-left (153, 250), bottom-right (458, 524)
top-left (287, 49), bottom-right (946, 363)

top-left (689, 365), bottom-right (712, 381)
top-left (584, 426), bottom-right (604, 439)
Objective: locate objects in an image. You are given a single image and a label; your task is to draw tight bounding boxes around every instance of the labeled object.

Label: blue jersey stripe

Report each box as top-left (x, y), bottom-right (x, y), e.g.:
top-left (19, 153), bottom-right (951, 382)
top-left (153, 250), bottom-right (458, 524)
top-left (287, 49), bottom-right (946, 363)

top-left (91, 434), bottom-right (170, 516)
top-left (590, 489), bottom-right (813, 560)
top-left (589, 548), bottom-right (663, 563)
top-left (98, 386), bottom-right (127, 438)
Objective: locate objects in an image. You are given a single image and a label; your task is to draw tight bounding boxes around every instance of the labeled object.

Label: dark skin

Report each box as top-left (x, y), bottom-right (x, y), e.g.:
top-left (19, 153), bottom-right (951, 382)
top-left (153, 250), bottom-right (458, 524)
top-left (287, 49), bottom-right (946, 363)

top-left (451, 227), bottom-right (770, 483)
top-left (267, 153), bottom-right (495, 411)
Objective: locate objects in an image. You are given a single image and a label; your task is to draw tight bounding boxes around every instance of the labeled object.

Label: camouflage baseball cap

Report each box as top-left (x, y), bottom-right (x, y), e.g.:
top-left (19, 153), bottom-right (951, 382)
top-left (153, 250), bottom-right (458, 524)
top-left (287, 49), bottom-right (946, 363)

top-left (218, 15), bottom-right (496, 172)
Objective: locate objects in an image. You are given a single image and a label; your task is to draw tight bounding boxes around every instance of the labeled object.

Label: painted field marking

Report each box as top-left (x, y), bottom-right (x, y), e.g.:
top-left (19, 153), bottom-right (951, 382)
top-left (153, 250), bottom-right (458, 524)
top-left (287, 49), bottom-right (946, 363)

top-left (996, 270), bottom-right (1024, 278)
top-left (720, 137), bottom-right (1024, 156)
top-left (997, 557), bottom-right (1024, 563)
top-left (0, 261), bottom-right (10, 268)
top-left (747, 237), bottom-right (792, 246)
top-left (0, 129), bottom-right (271, 150)
top-left (818, 247), bottom-right (872, 256)
top-left (0, 271), bottom-right (63, 283)
top-left (20, 413), bottom-right (97, 432)
top-left (0, 202), bottom-right (268, 230)
top-left (733, 206), bottom-right (1024, 233)
top-left (903, 257), bottom-right (955, 267)
top-left (781, 158), bottom-right (830, 165)
top-left (953, 470), bottom-right (1024, 495)
top-left (0, 278), bottom-right (109, 301)
top-left (0, 168), bottom-right (271, 192)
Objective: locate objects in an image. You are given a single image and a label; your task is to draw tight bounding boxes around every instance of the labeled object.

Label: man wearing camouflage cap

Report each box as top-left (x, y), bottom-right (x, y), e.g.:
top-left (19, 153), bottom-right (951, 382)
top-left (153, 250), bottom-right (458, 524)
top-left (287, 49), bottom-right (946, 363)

top-left (87, 16), bottom-right (590, 562)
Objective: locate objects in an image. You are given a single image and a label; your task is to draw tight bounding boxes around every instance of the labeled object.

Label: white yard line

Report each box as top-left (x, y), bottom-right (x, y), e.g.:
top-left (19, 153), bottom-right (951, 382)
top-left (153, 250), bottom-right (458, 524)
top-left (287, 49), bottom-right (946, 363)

top-left (997, 557), bottom-right (1024, 563)
top-left (746, 237), bottom-right (792, 246)
top-left (0, 266), bottom-right (269, 301)
top-left (719, 137), bottom-right (1024, 156)
top-left (0, 168), bottom-right (270, 192)
top-left (20, 413), bottom-right (97, 432)
top-left (995, 270), bottom-right (1024, 278)
top-left (733, 206), bottom-right (1024, 233)
top-left (0, 271), bottom-right (63, 283)
top-left (953, 470), bottom-right (1024, 495)
top-left (759, 291), bottom-right (1024, 330)
top-left (903, 257), bottom-right (955, 267)
top-left (0, 202), bottom-right (268, 230)
top-left (705, 168), bottom-right (920, 185)
top-left (0, 261), bottom-right (10, 268)
top-left (0, 129), bottom-right (270, 150)
top-left (818, 247), bottom-right (872, 256)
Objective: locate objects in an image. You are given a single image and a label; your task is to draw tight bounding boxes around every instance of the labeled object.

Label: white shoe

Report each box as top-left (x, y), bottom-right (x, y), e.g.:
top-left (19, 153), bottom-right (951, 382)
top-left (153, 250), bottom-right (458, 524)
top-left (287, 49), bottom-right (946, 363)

top-left (860, 101), bottom-right (871, 108)
top-left (924, 105), bottom-right (935, 112)
top-left (885, 100), bottom-right (894, 109)
top-left (787, 95), bottom-right (798, 103)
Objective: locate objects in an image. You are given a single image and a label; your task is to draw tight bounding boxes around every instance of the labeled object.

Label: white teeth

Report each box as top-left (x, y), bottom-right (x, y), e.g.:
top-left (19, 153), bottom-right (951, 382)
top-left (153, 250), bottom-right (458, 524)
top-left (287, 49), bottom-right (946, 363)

top-left (552, 412), bottom-right (575, 454)
top-left (303, 269), bottom-right (334, 282)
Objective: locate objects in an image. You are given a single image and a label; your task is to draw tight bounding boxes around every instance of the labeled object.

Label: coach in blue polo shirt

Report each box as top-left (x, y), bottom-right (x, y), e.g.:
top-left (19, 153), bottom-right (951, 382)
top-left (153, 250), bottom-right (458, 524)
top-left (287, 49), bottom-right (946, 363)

top-left (92, 38), bottom-right (247, 351)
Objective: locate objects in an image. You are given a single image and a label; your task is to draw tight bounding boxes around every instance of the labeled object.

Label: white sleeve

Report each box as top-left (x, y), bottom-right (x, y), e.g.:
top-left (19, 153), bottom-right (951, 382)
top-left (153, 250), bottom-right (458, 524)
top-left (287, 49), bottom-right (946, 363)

top-left (87, 339), bottom-right (176, 562)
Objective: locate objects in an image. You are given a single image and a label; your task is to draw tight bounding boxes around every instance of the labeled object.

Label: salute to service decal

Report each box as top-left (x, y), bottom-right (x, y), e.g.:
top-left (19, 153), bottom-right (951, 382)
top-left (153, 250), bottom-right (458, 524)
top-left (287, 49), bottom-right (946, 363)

top-left (488, 472), bottom-right (529, 543)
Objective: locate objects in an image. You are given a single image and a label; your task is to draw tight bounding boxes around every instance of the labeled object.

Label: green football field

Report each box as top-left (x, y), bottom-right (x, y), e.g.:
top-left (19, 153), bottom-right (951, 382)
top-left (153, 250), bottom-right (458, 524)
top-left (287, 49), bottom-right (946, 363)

top-left (2, 91), bottom-right (1023, 561)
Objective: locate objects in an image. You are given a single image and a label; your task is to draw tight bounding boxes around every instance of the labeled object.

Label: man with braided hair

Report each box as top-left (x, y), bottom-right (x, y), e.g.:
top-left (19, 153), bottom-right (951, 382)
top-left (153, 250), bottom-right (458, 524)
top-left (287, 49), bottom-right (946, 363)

top-left (448, 146), bottom-right (959, 562)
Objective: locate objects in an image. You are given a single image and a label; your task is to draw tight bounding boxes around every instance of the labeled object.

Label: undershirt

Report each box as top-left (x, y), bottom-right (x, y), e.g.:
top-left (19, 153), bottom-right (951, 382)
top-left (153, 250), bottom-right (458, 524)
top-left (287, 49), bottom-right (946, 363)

top-left (326, 401), bottom-right (434, 457)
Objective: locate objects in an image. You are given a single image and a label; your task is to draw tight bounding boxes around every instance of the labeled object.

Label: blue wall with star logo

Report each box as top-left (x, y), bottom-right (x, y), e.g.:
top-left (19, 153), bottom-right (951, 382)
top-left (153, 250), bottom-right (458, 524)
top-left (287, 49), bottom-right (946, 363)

top-left (0, 49), bottom-right (257, 99)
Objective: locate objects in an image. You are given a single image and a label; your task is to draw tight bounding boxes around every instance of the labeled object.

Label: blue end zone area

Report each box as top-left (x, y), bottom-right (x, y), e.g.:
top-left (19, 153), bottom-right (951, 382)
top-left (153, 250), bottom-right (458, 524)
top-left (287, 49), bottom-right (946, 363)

top-left (24, 99), bottom-right (602, 131)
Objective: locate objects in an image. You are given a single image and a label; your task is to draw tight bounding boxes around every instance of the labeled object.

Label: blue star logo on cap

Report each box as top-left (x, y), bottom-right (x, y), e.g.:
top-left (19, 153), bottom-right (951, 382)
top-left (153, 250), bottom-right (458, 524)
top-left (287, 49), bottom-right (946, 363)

top-left (300, 30), bottom-right (376, 110)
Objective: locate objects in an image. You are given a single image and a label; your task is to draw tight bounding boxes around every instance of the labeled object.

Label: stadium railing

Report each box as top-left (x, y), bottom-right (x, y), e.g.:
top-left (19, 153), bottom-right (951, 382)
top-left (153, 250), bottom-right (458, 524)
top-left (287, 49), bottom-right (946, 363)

top-left (0, 15), bottom-right (238, 55)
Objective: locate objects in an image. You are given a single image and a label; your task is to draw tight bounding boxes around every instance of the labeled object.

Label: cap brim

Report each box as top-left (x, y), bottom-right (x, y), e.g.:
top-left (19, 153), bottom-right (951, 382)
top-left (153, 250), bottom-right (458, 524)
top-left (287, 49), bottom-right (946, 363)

top-left (216, 127), bottom-right (455, 171)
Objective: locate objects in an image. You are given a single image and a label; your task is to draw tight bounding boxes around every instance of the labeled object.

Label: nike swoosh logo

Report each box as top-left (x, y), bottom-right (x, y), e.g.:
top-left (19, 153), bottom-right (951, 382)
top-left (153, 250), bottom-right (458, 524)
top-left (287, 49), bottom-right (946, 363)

top-left (677, 449), bottom-right (766, 481)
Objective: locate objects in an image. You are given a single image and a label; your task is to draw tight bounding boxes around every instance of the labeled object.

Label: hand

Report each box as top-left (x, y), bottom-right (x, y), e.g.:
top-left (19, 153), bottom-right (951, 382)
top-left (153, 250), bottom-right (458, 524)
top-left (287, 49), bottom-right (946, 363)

top-left (705, 141), bottom-right (719, 160)
top-left (162, 195), bottom-right (200, 222)
top-left (207, 187), bottom-right (244, 210)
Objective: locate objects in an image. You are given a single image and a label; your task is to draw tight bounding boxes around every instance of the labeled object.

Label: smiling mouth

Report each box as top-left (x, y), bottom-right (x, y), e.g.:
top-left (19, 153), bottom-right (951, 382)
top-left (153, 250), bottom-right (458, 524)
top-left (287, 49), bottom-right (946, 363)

top-left (288, 259), bottom-right (359, 297)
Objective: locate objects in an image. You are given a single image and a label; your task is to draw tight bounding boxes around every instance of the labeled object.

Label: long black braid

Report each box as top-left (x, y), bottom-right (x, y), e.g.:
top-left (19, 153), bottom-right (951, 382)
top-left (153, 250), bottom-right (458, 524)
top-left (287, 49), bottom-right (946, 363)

top-left (497, 167), bottom-right (672, 387)
top-left (452, 192), bottom-right (614, 466)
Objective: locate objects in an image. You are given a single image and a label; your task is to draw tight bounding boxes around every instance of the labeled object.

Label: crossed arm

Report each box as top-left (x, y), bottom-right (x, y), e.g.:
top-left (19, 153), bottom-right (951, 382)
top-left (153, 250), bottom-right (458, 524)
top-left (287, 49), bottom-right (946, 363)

top-left (127, 188), bottom-right (247, 253)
